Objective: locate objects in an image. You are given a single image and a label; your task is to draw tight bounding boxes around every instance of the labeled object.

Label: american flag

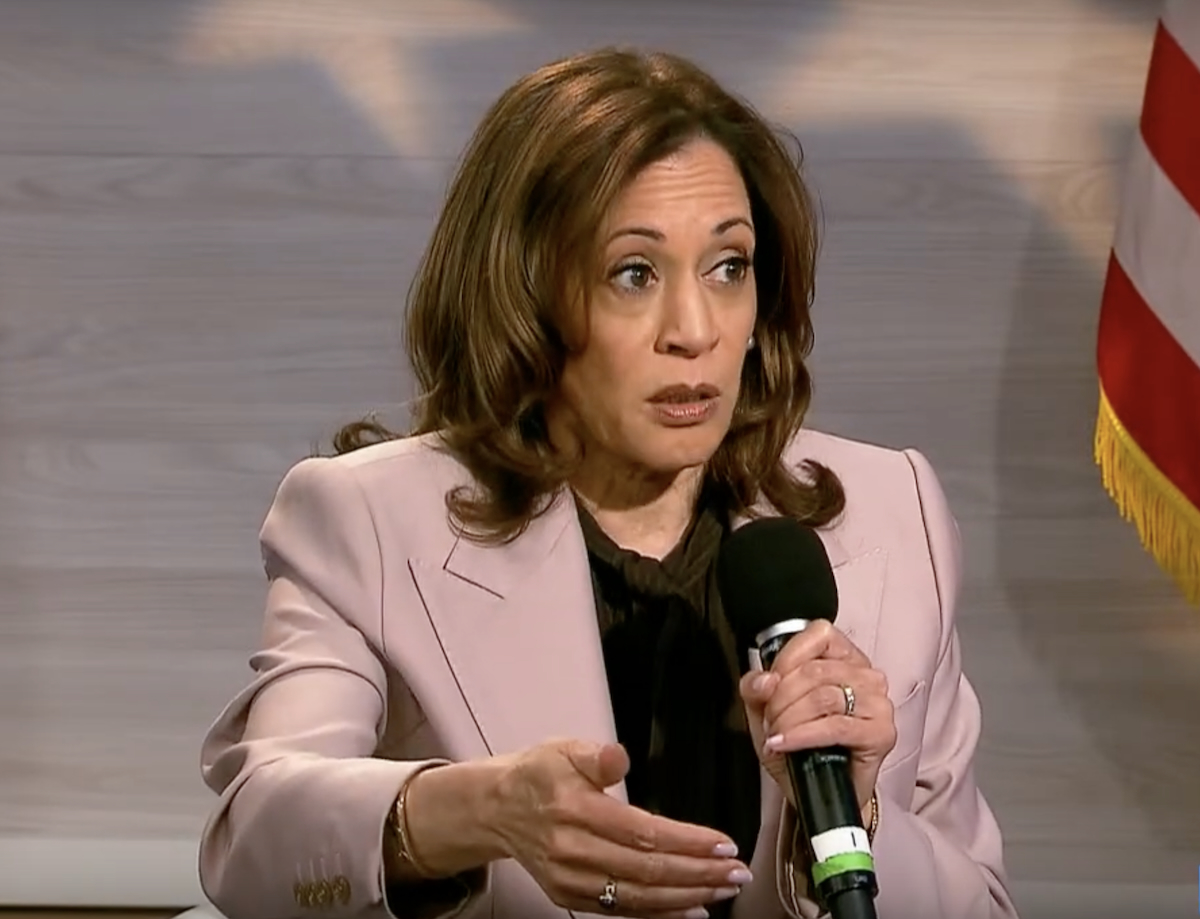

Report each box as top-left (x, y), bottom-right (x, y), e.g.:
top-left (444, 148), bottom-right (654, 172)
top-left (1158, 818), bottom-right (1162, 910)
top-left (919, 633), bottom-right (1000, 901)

top-left (1095, 0), bottom-right (1200, 604)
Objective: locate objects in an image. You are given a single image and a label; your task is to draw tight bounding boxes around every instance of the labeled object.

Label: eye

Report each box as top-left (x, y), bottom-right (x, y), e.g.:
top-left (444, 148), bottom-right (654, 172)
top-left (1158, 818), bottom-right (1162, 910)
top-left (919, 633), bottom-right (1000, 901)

top-left (609, 260), bottom-right (656, 292)
top-left (711, 255), bottom-right (751, 285)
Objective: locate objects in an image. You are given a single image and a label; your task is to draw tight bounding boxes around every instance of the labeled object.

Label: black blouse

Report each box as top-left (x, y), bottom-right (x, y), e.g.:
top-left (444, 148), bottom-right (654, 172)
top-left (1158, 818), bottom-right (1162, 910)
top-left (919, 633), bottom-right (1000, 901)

top-left (576, 494), bottom-right (763, 914)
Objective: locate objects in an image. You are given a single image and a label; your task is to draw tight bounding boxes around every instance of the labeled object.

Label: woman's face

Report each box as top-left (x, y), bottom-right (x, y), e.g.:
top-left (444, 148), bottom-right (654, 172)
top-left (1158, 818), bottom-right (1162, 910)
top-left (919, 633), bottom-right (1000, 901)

top-left (555, 137), bottom-right (758, 479)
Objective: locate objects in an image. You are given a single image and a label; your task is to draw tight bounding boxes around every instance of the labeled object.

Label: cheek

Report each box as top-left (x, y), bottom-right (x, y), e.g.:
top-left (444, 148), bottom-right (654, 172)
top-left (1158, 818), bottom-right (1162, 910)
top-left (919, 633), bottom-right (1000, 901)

top-left (732, 303), bottom-right (758, 364)
top-left (735, 294), bottom-right (758, 342)
top-left (720, 338), bottom-right (752, 387)
top-left (560, 349), bottom-right (638, 434)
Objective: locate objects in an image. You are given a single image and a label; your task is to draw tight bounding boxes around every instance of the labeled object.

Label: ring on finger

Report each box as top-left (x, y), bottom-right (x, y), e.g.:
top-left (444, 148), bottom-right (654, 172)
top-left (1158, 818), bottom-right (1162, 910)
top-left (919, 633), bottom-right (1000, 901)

top-left (598, 878), bottom-right (618, 912)
top-left (840, 683), bottom-right (856, 717)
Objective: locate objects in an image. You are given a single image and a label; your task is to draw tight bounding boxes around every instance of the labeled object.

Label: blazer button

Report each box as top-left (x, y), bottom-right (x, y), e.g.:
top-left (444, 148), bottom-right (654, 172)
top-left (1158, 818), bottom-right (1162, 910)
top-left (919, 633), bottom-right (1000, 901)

top-left (332, 875), bottom-right (352, 905)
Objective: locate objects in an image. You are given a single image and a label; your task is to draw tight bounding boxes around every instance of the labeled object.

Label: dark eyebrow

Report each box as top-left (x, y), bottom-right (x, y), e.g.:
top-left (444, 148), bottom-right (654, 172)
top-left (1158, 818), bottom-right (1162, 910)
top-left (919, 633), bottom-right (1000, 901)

top-left (713, 216), bottom-right (754, 236)
top-left (605, 216), bottom-right (754, 244)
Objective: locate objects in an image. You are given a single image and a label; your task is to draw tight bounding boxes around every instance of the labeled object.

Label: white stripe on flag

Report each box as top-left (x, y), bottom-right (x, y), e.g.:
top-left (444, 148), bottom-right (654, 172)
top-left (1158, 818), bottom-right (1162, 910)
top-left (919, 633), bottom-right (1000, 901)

top-left (1111, 132), bottom-right (1200, 369)
top-left (1164, 0), bottom-right (1200, 72)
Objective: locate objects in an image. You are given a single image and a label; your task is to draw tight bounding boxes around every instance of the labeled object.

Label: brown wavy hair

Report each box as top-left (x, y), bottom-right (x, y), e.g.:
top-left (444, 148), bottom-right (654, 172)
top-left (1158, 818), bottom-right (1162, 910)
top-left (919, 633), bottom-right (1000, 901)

top-left (334, 47), bottom-right (845, 544)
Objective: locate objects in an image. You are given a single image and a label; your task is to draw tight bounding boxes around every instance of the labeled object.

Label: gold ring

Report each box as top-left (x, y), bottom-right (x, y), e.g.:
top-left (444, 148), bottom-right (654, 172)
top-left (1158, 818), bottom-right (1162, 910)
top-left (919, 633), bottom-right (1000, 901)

top-left (841, 683), bottom-right (856, 717)
top-left (598, 878), bottom-right (618, 911)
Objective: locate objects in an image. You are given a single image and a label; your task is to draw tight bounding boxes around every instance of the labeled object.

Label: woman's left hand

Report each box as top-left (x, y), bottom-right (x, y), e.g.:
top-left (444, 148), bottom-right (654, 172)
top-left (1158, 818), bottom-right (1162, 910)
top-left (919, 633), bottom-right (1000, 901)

top-left (738, 620), bottom-right (897, 819)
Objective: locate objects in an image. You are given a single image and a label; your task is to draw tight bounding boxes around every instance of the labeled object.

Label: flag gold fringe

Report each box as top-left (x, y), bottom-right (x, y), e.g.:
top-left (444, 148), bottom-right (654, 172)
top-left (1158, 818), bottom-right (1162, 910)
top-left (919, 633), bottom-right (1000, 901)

top-left (1094, 385), bottom-right (1200, 605)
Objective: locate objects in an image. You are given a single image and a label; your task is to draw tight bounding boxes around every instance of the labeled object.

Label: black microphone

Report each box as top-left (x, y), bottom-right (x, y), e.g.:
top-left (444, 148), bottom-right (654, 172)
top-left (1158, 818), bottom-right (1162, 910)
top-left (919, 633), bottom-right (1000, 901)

top-left (717, 517), bottom-right (878, 919)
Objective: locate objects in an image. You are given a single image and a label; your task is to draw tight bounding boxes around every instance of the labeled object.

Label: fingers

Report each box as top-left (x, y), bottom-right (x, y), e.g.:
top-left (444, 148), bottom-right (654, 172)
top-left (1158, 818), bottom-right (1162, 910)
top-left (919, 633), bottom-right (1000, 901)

top-left (771, 619), bottom-right (871, 673)
top-left (737, 670), bottom-right (779, 715)
top-left (738, 623), bottom-right (874, 720)
top-left (556, 833), bottom-right (749, 899)
top-left (520, 740), bottom-right (752, 917)
top-left (563, 740), bottom-right (631, 791)
top-left (747, 646), bottom-right (895, 763)
top-left (579, 792), bottom-right (740, 859)
top-left (544, 796), bottom-right (751, 918)
top-left (762, 663), bottom-right (896, 757)
top-left (765, 707), bottom-right (896, 757)
top-left (764, 658), bottom-right (888, 728)
top-left (549, 739), bottom-right (740, 859)
top-left (548, 860), bottom-right (742, 918)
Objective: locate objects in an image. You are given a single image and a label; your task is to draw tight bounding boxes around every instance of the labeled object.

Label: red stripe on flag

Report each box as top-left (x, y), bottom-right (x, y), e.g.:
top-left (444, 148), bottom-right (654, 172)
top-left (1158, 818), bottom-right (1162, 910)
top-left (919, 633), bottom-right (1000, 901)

top-left (1098, 252), bottom-right (1200, 510)
top-left (1141, 20), bottom-right (1200, 217)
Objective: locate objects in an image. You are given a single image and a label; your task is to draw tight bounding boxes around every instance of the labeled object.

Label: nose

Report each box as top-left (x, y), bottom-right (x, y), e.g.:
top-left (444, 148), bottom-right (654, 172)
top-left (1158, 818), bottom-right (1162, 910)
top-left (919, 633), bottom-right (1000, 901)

top-left (657, 276), bottom-right (719, 357)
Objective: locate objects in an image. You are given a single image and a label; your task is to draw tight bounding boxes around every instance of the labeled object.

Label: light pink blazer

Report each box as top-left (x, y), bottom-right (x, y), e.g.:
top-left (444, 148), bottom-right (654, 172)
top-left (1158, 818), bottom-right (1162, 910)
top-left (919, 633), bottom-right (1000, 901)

top-left (199, 429), bottom-right (1018, 919)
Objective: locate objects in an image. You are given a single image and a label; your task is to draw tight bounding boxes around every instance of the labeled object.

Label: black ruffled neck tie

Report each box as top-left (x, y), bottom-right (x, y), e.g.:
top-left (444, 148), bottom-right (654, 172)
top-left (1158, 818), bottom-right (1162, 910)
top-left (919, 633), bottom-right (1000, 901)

top-left (576, 495), bottom-right (762, 901)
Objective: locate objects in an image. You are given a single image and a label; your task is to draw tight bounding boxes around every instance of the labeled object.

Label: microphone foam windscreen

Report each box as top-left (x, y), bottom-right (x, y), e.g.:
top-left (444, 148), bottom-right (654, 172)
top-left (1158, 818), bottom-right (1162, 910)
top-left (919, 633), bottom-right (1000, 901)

top-left (716, 517), bottom-right (839, 650)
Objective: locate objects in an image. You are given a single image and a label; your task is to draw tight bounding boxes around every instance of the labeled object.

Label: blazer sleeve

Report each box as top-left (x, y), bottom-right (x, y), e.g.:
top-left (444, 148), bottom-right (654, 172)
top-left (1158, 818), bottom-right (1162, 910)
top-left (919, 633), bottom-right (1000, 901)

top-left (770, 448), bottom-right (1019, 919)
top-left (198, 457), bottom-right (488, 919)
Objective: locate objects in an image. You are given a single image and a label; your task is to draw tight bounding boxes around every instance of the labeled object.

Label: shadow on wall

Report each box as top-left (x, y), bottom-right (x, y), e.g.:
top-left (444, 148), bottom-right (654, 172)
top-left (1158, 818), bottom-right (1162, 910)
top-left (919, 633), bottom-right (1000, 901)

top-left (997, 0), bottom-right (1200, 865)
top-left (792, 103), bottom-right (1200, 889)
top-left (428, 0), bottom-right (850, 173)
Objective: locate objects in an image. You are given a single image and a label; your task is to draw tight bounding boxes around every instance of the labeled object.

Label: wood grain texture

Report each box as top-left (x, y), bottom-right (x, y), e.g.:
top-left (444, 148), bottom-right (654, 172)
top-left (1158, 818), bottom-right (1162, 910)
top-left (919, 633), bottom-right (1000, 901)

top-left (1, 0), bottom-right (1196, 904)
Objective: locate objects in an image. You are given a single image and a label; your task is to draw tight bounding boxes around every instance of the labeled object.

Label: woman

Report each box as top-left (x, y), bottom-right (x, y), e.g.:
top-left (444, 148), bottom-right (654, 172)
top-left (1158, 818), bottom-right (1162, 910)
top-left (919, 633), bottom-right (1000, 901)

top-left (198, 47), bottom-right (1017, 919)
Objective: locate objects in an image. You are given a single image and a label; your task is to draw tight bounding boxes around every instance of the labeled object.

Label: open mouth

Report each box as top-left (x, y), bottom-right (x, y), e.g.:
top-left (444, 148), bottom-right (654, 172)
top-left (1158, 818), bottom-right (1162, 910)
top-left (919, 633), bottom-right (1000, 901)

top-left (647, 384), bottom-right (721, 426)
top-left (648, 383), bottom-right (720, 404)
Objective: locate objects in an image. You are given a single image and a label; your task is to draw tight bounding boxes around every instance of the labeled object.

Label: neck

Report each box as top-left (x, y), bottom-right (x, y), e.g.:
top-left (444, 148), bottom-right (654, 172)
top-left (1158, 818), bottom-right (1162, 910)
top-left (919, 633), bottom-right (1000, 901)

top-left (571, 461), bottom-right (704, 561)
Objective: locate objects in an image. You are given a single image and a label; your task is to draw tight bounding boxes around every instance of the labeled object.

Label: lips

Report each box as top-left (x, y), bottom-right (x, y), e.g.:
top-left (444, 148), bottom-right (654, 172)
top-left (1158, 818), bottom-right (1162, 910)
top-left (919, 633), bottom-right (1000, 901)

top-left (648, 383), bottom-right (720, 404)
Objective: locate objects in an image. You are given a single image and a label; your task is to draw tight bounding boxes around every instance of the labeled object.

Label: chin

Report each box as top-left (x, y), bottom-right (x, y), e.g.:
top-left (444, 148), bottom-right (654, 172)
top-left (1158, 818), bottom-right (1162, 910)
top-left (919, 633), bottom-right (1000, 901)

top-left (636, 424), bottom-right (729, 474)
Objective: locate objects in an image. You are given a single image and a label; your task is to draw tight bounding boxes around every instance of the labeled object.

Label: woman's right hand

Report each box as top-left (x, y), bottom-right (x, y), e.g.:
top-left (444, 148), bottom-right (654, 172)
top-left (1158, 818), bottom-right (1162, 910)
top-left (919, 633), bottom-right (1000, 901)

top-left (489, 738), bottom-right (752, 918)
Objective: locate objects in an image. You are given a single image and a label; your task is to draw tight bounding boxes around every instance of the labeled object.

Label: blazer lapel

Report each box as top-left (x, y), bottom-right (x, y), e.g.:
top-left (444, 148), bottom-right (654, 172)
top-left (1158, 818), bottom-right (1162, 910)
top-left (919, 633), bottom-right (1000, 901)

top-left (827, 543), bottom-right (888, 661)
top-left (407, 490), bottom-right (626, 800)
top-left (407, 487), bottom-right (885, 807)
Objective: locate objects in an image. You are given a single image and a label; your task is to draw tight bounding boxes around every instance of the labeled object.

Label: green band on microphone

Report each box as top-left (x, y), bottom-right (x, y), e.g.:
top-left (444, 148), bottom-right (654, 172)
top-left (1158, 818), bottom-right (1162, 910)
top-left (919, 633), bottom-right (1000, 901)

top-left (811, 851), bottom-right (876, 886)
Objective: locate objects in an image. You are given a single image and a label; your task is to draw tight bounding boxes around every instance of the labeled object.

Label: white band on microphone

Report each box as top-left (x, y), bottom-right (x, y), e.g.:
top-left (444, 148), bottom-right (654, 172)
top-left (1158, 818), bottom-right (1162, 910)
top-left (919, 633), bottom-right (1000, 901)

top-left (811, 825), bottom-right (872, 862)
top-left (754, 618), bottom-right (812, 648)
top-left (809, 825), bottom-right (875, 886)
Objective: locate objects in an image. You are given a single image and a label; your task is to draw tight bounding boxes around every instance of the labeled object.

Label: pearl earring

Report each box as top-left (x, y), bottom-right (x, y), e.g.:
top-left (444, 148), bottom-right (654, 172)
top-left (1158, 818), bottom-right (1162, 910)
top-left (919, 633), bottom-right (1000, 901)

top-left (747, 333), bottom-right (757, 350)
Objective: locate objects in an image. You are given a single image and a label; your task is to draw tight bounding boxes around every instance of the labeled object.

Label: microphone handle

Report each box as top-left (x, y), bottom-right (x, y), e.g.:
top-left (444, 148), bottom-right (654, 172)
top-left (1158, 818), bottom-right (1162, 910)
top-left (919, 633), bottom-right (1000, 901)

top-left (756, 630), bottom-right (879, 919)
top-left (785, 746), bottom-right (879, 919)
top-left (827, 888), bottom-right (879, 919)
